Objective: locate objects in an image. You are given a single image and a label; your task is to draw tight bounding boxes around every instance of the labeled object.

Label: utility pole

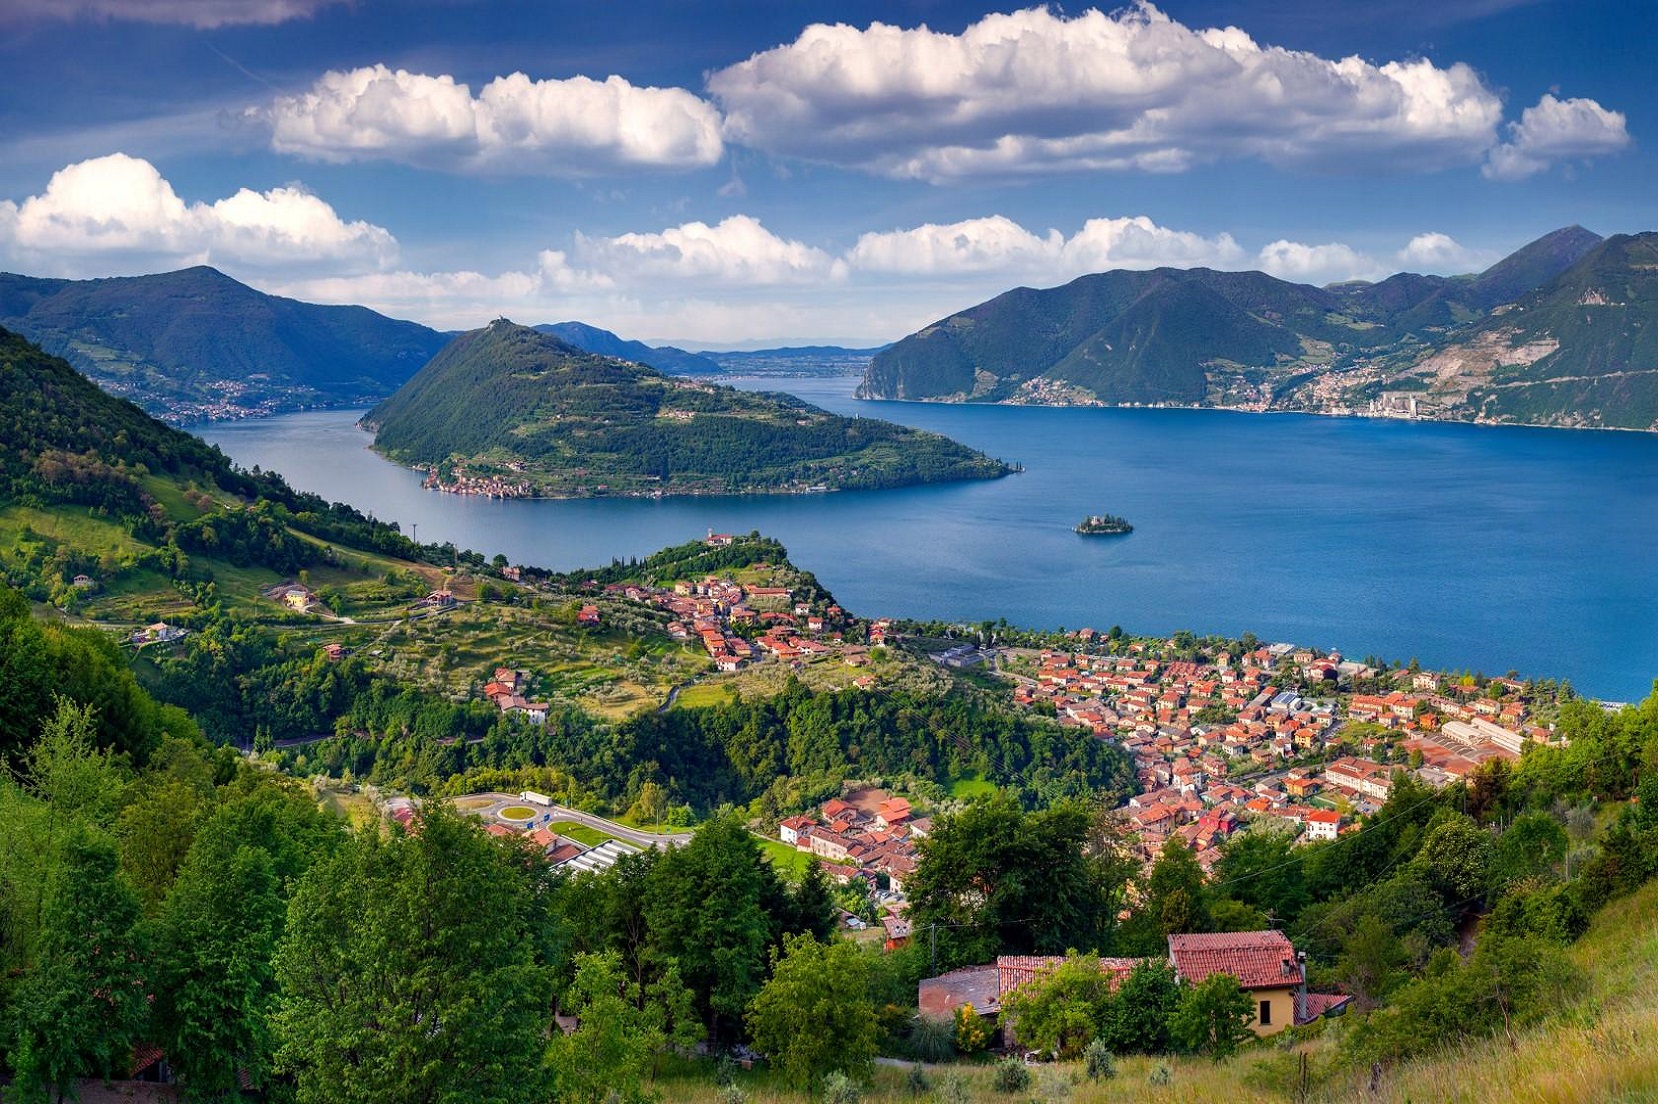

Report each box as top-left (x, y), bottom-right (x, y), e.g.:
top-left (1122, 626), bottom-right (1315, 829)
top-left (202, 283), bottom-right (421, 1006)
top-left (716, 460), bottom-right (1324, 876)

top-left (930, 922), bottom-right (938, 976)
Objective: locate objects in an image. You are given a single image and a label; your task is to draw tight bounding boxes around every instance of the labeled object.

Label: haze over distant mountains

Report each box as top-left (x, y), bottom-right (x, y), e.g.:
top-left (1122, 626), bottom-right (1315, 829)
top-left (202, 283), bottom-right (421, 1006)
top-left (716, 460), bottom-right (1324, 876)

top-left (859, 226), bottom-right (1658, 431)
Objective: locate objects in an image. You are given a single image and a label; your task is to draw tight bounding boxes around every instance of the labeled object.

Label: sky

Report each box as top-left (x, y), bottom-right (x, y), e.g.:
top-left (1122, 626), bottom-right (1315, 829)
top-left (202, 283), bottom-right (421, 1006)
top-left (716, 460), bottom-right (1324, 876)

top-left (0, 0), bottom-right (1649, 347)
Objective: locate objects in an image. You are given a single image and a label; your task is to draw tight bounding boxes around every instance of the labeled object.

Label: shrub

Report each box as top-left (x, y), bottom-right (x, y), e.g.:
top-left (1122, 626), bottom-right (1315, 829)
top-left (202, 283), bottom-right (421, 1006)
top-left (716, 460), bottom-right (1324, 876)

top-left (993, 1058), bottom-right (1031, 1094)
top-left (910, 1015), bottom-right (956, 1062)
top-left (822, 1071), bottom-right (861, 1104)
top-left (953, 1003), bottom-right (989, 1053)
top-left (1148, 1064), bottom-right (1172, 1086)
top-left (1083, 1038), bottom-right (1116, 1081)
top-left (933, 1078), bottom-right (970, 1104)
top-left (716, 1085), bottom-right (746, 1104)
top-left (906, 1064), bottom-right (931, 1096)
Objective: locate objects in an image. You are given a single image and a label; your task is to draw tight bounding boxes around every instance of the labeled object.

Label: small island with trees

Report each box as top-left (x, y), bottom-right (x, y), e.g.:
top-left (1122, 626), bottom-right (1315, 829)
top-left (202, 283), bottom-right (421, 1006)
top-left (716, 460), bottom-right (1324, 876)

top-left (1076, 513), bottom-right (1134, 535)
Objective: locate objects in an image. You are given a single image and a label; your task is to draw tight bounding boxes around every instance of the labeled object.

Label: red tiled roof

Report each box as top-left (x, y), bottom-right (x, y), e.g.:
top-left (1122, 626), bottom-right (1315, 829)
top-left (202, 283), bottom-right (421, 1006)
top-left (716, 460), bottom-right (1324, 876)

top-left (1168, 931), bottom-right (1300, 991)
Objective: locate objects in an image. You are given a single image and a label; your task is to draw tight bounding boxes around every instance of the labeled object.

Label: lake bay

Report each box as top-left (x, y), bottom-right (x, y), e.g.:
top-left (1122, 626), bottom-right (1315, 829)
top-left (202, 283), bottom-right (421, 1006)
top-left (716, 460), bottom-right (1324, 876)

top-left (201, 378), bottom-right (1658, 701)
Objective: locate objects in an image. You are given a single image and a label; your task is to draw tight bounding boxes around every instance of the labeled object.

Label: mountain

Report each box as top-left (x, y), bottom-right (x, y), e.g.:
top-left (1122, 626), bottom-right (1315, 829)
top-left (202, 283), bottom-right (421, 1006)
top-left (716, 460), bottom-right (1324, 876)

top-left (857, 227), bottom-right (1611, 419)
top-left (1390, 232), bottom-right (1658, 429)
top-left (0, 266), bottom-right (448, 422)
top-left (533, 321), bottom-right (723, 374)
top-left (364, 320), bottom-right (1009, 498)
top-left (702, 345), bottom-right (887, 377)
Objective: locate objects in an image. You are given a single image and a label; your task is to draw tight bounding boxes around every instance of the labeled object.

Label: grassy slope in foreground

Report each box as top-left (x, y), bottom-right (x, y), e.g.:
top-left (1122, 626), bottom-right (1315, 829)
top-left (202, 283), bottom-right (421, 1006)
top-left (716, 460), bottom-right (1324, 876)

top-left (364, 320), bottom-right (1009, 498)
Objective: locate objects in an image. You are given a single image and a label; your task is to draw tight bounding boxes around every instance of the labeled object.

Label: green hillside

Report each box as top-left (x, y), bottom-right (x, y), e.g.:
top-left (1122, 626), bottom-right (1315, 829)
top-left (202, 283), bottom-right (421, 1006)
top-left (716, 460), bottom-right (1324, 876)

top-left (366, 319), bottom-right (1009, 497)
top-left (0, 266), bottom-right (447, 422)
top-left (858, 227), bottom-right (1616, 419)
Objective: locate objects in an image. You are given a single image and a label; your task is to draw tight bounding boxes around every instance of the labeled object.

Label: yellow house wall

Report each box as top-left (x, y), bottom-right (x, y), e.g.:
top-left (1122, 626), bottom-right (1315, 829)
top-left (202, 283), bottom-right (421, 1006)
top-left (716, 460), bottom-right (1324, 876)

top-left (1250, 987), bottom-right (1298, 1035)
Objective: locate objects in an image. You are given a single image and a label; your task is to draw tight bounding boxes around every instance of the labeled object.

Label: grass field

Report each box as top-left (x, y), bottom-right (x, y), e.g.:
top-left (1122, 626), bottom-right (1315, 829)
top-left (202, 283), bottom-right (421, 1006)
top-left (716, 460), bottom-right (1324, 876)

top-left (756, 836), bottom-right (813, 879)
top-left (948, 775), bottom-right (997, 800)
top-left (497, 805), bottom-right (538, 820)
top-left (548, 821), bottom-right (614, 847)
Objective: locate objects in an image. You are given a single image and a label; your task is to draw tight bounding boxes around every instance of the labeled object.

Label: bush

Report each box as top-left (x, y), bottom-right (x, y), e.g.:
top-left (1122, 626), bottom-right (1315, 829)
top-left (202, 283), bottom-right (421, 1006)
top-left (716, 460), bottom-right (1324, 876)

top-left (1083, 1038), bottom-right (1116, 1081)
top-left (993, 1058), bottom-right (1031, 1094)
top-left (822, 1071), bottom-right (861, 1104)
top-left (716, 1085), bottom-right (746, 1104)
top-left (1148, 1064), bottom-right (1172, 1086)
top-left (906, 1064), bottom-right (931, 1096)
top-left (910, 1015), bottom-right (956, 1062)
top-left (933, 1078), bottom-right (970, 1104)
top-left (952, 1003), bottom-right (989, 1053)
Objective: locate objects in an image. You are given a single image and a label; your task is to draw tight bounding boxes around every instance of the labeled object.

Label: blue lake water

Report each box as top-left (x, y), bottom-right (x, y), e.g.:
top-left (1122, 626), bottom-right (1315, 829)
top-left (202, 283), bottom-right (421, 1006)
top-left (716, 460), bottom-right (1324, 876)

top-left (200, 378), bottom-right (1658, 701)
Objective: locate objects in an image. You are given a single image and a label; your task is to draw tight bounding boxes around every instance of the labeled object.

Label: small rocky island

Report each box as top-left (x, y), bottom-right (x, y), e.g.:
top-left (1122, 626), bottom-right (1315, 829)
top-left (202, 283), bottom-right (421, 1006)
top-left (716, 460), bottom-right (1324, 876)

top-left (1076, 513), bottom-right (1134, 535)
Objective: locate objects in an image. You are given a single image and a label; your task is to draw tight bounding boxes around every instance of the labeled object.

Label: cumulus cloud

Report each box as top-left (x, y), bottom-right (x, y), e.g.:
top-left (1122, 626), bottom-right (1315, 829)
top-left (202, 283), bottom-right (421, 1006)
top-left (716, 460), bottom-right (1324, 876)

top-left (263, 64), bottom-right (724, 174)
top-left (565, 216), bottom-right (843, 286)
top-left (707, 3), bottom-right (1508, 180)
top-left (0, 153), bottom-right (396, 279)
top-left (1256, 239), bottom-right (1384, 284)
top-left (1395, 231), bottom-right (1495, 273)
top-left (1483, 94), bottom-right (1630, 180)
top-left (4, 0), bottom-right (339, 26)
top-left (848, 214), bottom-right (1241, 279)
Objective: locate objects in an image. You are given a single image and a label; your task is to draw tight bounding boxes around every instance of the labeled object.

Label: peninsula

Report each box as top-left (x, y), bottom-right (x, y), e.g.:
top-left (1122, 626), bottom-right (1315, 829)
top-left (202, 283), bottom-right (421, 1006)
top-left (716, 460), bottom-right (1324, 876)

top-left (362, 320), bottom-right (1009, 498)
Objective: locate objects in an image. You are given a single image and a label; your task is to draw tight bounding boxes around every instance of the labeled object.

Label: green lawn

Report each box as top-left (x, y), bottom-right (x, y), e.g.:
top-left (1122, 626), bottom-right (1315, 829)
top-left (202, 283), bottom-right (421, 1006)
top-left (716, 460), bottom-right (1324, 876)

top-left (756, 835), bottom-right (812, 879)
top-left (548, 821), bottom-right (614, 847)
top-left (948, 775), bottom-right (998, 799)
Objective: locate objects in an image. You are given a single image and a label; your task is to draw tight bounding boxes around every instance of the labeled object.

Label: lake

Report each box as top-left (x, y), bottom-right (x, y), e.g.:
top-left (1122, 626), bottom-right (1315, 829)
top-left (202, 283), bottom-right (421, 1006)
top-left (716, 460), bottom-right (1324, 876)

top-left (200, 379), bottom-right (1658, 701)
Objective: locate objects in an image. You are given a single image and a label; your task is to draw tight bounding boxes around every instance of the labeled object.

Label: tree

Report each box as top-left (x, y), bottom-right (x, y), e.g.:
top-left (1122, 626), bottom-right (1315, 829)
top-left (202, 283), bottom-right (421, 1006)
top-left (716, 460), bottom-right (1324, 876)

top-left (996, 955), bottom-right (1114, 1058)
top-left (789, 859), bottom-right (838, 941)
top-left (643, 810), bottom-right (778, 1044)
top-left (10, 832), bottom-right (149, 1103)
top-left (905, 795), bottom-right (1111, 970)
top-left (548, 952), bottom-right (665, 1104)
top-left (150, 837), bottom-right (285, 1097)
top-left (633, 780), bottom-right (669, 826)
top-left (1487, 813), bottom-right (1568, 892)
top-left (1169, 974), bottom-right (1255, 1059)
top-left (1097, 961), bottom-right (1181, 1055)
top-left (1118, 839), bottom-right (1211, 955)
top-left (746, 934), bottom-right (878, 1089)
top-left (274, 806), bottom-right (556, 1104)
top-left (1412, 814), bottom-right (1495, 907)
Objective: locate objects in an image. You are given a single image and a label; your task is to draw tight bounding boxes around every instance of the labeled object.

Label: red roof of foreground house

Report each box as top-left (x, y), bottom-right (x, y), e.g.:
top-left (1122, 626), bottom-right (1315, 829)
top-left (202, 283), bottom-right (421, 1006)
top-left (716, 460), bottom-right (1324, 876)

top-left (1167, 931), bottom-right (1301, 991)
top-left (996, 955), bottom-right (1146, 997)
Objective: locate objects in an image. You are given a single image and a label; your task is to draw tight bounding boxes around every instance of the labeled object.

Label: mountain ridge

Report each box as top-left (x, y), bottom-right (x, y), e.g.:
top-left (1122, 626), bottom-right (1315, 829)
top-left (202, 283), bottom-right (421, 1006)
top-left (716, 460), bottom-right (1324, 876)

top-left (365, 320), bottom-right (1009, 498)
top-left (856, 226), bottom-right (1652, 427)
top-left (0, 266), bottom-right (448, 423)
top-left (533, 321), bottom-right (723, 375)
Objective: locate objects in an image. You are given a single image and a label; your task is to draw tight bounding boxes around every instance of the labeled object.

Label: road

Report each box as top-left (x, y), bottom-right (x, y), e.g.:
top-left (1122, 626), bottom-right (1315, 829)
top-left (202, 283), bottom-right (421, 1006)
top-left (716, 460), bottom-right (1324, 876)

top-left (458, 792), bottom-right (693, 848)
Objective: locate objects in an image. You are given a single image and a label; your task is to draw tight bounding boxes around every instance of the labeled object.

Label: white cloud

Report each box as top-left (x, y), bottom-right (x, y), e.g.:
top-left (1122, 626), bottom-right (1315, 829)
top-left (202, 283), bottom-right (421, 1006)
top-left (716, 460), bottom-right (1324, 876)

top-left (1256, 240), bottom-right (1384, 284)
top-left (4, 0), bottom-right (339, 26)
top-left (848, 214), bottom-right (1241, 279)
top-left (1483, 94), bottom-right (1630, 180)
top-left (1395, 231), bottom-right (1494, 273)
top-left (0, 154), bottom-right (396, 279)
top-left (264, 64), bottom-right (724, 174)
top-left (708, 3), bottom-right (1508, 180)
top-left (568, 216), bottom-right (843, 286)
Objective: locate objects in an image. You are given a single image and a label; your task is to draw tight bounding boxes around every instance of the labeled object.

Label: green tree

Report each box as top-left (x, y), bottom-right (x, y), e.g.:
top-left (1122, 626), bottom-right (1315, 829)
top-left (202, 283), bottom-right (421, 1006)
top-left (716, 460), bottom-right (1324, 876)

top-left (1412, 814), bottom-right (1495, 907)
top-left (548, 951), bottom-right (664, 1104)
top-left (1097, 961), bottom-right (1181, 1055)
top-left (746, 934), bottom-right (878, 1089)
top-left (1487, 813), bottom-right (1568, 893)
top-left (150, 836), bottom-right (285, 1097)
top-left (1169, 973), bottom-right (1255, 1059)
top-left (1118, 838), bottom-right (1211, 955)
top-left (274, 806), bottom-right (556, 1104)
top-left (643, 810), bottom-right (777, 1044)
top-left (997, 954), bottom-right (1114, 1058)
top-left (11, 832), bottom-right (149, 1103)
top-left (905, 795), bottom-right (1112, 970)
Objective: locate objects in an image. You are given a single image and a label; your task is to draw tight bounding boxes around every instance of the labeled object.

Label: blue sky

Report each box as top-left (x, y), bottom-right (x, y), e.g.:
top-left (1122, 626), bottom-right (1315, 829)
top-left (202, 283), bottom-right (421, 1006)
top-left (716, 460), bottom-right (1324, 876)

top-left (0, 0), bottom-right (1647, 346)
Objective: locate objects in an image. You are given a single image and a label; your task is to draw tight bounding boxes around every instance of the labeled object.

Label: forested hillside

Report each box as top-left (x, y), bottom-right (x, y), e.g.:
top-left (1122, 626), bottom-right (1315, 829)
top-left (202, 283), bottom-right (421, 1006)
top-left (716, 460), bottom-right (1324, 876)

top-left (366, 319), bottom-right (1009, 496)
top-left (0, 266), bottom-right (446, 421)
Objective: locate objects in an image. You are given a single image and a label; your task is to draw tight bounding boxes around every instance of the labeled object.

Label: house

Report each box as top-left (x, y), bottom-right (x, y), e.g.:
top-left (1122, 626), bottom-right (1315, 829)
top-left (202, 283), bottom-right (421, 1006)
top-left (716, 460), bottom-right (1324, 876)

top-left (778, 815), bottom-right (816, 846)
top-left (874, 797), bottom-right (912, 830)
top-left (426, 589), bottom-right (456, 609)
top-left (577, 604), bottom-right (601, 626)
top-left (71, 574), bottom-right (95, 589)
top-left (1168, 930), bottom-right (1343, 1035)
top-left (1304, 809), bottom-right (1343, 842)
top-left (323, 642), bottom-right (345, 662)
top-left (282, 585), bottom-right (313, 611)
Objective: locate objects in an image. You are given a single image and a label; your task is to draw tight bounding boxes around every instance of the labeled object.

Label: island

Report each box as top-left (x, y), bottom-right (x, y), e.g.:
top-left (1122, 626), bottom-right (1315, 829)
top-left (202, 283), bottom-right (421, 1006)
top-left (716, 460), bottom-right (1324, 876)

top-left (363, 319), bottom-right (1010, 498)
top-left (1076, 513), bottom-right (1133, 535)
